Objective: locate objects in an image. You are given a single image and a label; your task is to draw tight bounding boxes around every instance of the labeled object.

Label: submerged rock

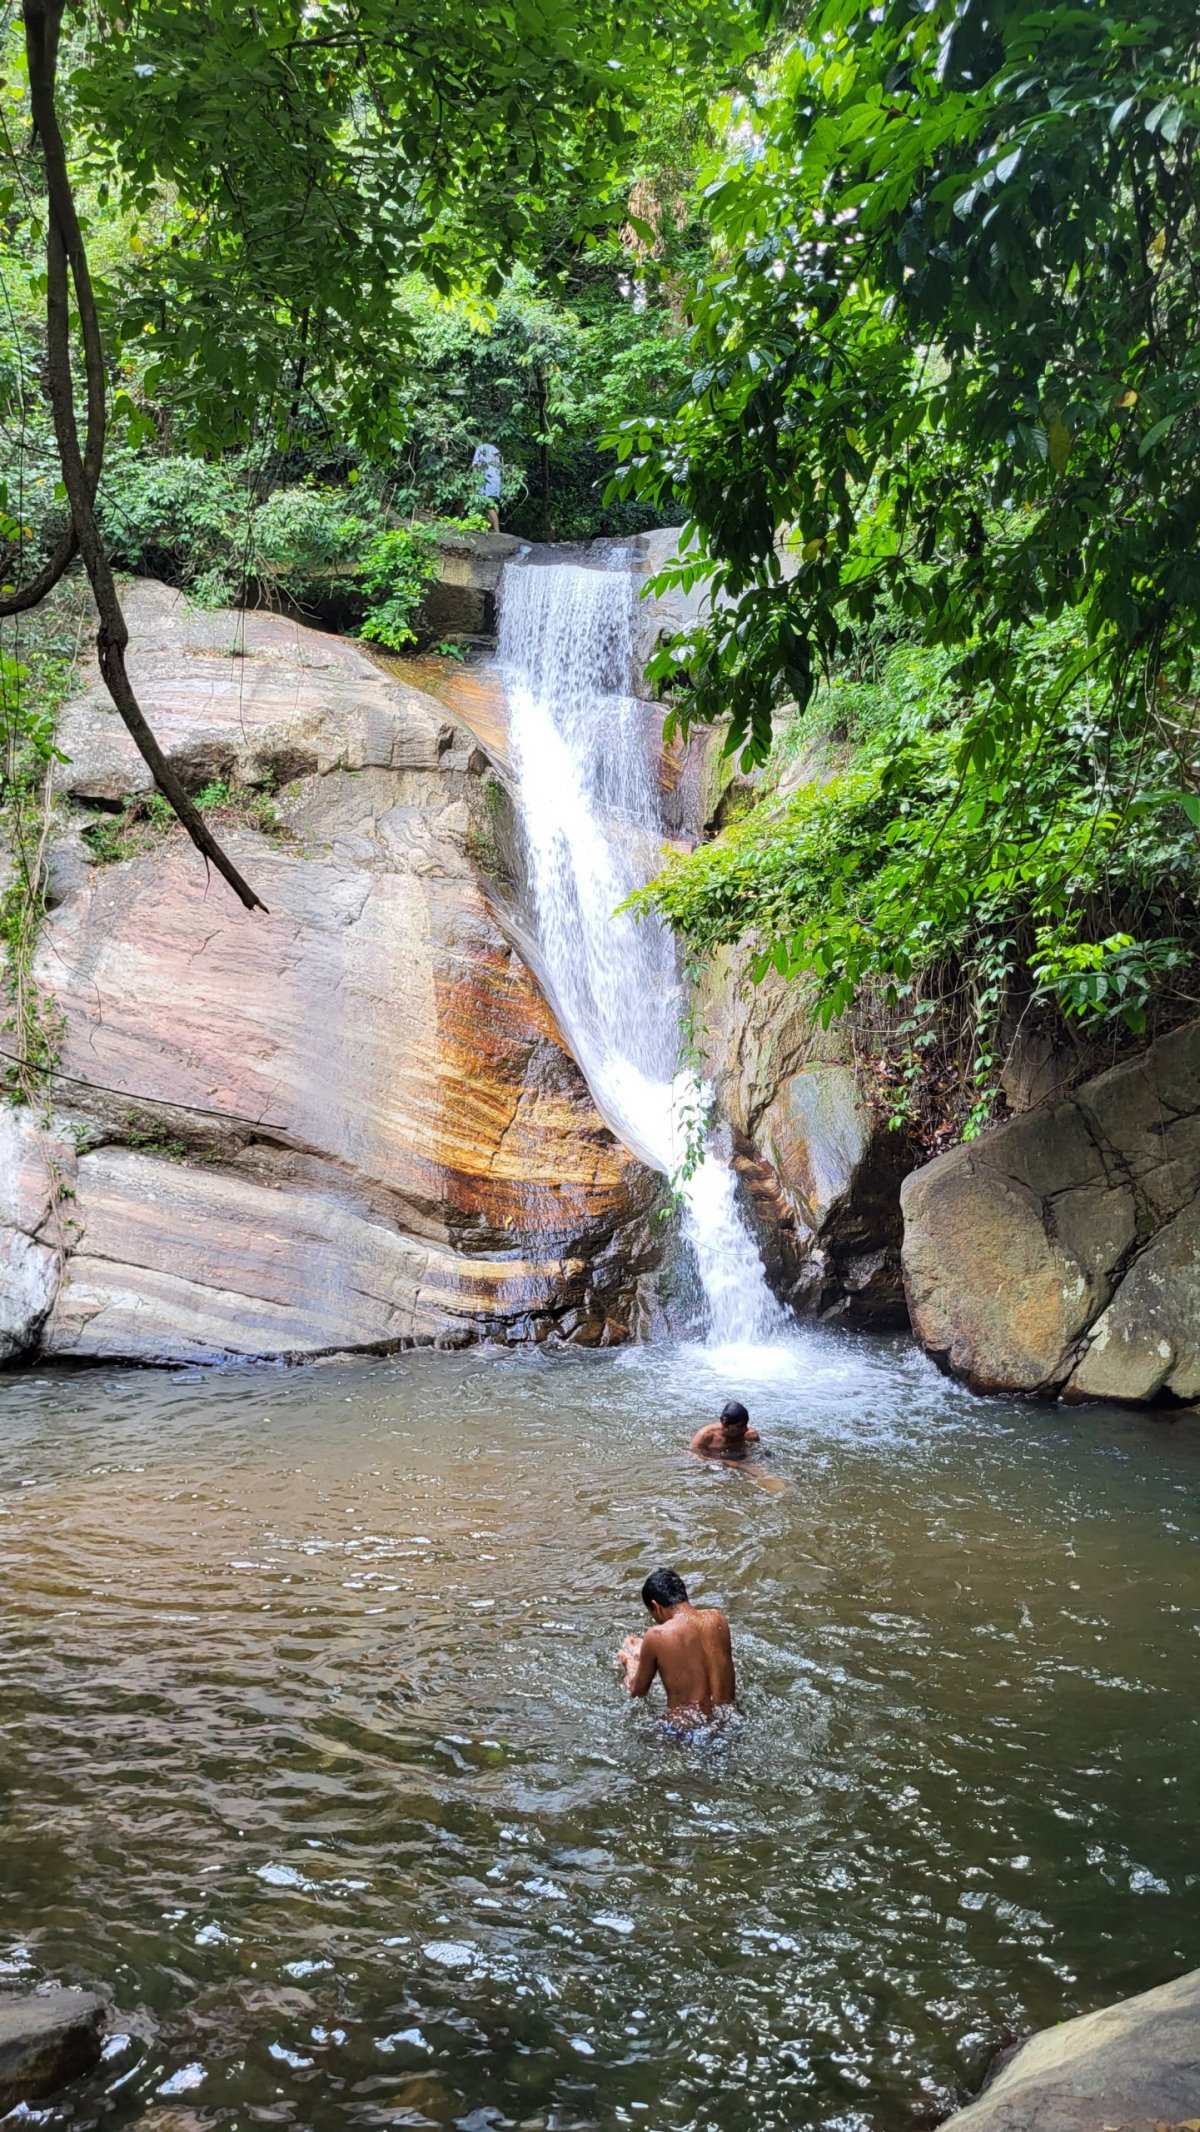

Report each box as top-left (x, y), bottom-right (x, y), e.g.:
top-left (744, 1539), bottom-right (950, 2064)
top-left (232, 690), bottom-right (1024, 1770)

top-left (0, 1988), bottom-right (108, 2111)
top-left (7, 580), bottom-right (665, 1365)
top-left (941, 1966), bottom-right (1200, 2132)
top-left (901, 1018), bottom-right (1200, 1402)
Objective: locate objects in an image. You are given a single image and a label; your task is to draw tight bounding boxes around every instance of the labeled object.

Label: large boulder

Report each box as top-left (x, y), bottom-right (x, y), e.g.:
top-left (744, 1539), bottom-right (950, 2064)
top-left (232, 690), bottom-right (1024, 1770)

top-left (901, 1019), bottom-right (1200, 1401)
top-left (942, 1967), bottom-right (1200, 2132)
top-left (8, 581), bottom-right (664, 1365)
top-left (697, 953), bottom-right (915, 1325)
top-left (54, 581), bottom-right (470, 803)
top-left (0, 1990), bottom-right (108, 2112)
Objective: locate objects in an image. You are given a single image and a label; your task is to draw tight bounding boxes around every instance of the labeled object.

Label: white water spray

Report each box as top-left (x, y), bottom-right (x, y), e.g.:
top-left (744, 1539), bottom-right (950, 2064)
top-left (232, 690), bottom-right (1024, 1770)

top-left (498, 556), bottom-right (786, 1345)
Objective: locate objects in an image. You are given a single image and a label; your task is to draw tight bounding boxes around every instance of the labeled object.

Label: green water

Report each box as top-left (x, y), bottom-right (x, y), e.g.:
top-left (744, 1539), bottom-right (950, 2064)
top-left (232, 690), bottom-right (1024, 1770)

top-left (1, 1333), bottom-right (1198, 2130)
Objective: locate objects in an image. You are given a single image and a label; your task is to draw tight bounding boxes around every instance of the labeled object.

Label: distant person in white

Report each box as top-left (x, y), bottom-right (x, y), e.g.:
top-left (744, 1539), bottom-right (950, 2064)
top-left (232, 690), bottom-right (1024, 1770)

top-left (471, 441), bottom-right (502, 533)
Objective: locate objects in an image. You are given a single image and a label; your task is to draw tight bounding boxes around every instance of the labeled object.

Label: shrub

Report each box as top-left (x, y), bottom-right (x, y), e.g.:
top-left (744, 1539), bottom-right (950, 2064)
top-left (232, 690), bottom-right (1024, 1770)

top-left (357, 526), bottom-right (441, 651)
top-left (94, 453), bottom-right (444, 645)
top-left (97, 451), bottom-right (245, 596)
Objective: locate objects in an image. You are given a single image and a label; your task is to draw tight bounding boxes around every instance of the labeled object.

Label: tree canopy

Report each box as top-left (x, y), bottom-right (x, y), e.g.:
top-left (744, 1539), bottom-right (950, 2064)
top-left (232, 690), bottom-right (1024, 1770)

top-left (616, 0), bottom-right (1200, 758)
top-left (615, 0), bottom-right (1200, 1126)
top-left (62, 0), bottom-right (751, 457)
top-left (1, 0), bottom-right (766, 913)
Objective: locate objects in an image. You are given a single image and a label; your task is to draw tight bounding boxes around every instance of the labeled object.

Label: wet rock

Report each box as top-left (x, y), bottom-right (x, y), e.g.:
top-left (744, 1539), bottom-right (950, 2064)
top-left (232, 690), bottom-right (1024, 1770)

top-left (941, 1966), bottom-right (1200, 2132)
top-left (0, 1988), bottom-right (108, 2110)
top-left (753, 1064), bottom-right (913, 1326)
top-left (901, 1018), bottom-right (1200, 1401)
top-left (697, 955), bottom-right (915, 1324)
top-left (627, 526), bottom-right (717, 703)
top-left (22, 581), bottom-right (665, 1365)
top-left (0, 1110), bottom-right (74, 1363)
top-left (421, 530), bottom-right (523, 638)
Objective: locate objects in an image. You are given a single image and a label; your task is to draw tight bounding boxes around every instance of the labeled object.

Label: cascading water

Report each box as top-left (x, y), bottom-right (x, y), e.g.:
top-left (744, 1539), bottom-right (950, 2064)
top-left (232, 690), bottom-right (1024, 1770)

top-left (498, 554), bottom-right (786, 1346)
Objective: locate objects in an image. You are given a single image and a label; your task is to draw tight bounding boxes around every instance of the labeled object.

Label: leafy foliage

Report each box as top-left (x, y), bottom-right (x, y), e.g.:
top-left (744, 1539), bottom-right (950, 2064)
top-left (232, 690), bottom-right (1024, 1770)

top-left (356, 526), bottom-right (441, 651)
top-left (57, 0), bottom-right (764, 459)
top-left (80, 774), bottom-right (285, 868)
top-left (612, 0), bottom-right (1200, 764)
top-left (632, 617), bottom-right (1200, 1133)
top-left (368, 268), bottom-right (698, 542)
top-left (93, 455), bottom-right (444, 642)
top-left (610, 0), bottom-right (1200, 1122)
top-left (0, 584), bottom-right (85, 1103)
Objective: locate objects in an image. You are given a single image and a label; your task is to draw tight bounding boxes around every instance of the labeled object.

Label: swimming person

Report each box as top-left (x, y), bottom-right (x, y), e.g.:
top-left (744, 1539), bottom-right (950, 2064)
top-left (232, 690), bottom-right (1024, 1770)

top-left (615, 1568), bottom-right (736, 1729)
top-left (471, 440), bottom-right (502, 533)
top-left (689, 1399), bottom-right (761, 1462)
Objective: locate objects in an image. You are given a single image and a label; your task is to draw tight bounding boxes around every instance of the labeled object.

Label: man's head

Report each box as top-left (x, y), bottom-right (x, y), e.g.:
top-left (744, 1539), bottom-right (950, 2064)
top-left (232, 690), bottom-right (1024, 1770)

top-left (642, 1567), bottom-right (689, 1621)
top-left (719, 1399), bottom-right (750, 1438)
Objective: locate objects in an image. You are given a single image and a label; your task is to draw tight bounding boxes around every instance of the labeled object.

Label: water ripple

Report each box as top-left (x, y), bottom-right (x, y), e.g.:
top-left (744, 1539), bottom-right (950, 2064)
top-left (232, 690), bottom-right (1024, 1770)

top-left (0, 1345), bottom-right (1198, 2131)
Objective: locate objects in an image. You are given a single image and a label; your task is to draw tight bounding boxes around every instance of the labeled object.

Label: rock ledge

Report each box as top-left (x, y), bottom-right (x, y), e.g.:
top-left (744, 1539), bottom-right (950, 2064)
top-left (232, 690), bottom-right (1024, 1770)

top-left (0, 1988), bottom-right (109, 2111)
top-left (941, 1967), bottom-right (1200, 2132)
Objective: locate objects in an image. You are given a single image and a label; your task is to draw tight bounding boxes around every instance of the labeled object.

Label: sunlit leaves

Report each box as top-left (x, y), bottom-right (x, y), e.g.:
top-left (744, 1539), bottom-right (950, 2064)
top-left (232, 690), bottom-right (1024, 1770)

top-left (612, 0), bottom-right (1200, 752)
top-left (631, 613), bottom-right (1200, 1099)
top-left (609, 0), bottom-right (1200, 1090)
top-left (63, 0), bottom-right (770, 454)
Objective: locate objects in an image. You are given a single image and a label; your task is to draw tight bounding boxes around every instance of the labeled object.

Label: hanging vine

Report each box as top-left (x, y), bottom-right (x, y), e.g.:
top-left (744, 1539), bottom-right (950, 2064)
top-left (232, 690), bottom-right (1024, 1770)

top-left (0, 590), bottom-right (82, 1109)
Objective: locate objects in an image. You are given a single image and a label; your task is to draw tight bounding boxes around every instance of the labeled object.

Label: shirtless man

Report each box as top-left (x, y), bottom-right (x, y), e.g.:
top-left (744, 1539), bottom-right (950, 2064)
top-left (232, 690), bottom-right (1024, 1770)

top-left (689, 1398), bottom-right (761, 1462)
top-left (615, 1568), bottom-right (736, 1728)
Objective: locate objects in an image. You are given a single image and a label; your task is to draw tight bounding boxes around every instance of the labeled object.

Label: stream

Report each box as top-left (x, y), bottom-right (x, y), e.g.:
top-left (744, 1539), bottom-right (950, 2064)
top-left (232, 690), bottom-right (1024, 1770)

top-left (2, 1337), bottom-right (1199, 2130)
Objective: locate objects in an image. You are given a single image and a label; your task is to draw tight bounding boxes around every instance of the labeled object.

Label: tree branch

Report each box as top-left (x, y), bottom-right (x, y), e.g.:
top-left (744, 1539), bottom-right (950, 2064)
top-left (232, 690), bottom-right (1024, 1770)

top-left (22, 0), bottom-right (267, 913)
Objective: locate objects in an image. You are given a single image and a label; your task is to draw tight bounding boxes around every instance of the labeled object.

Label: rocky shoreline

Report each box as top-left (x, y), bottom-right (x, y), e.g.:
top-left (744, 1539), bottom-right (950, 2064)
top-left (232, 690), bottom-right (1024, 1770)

top-left (7, 1965), bottom-right (1198, 2128)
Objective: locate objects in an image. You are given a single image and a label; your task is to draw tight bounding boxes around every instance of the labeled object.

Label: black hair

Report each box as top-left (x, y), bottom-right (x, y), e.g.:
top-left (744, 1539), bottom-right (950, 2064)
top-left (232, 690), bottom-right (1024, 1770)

top-left (642, 1567), bottom-right (689, 1611)
top-left (720, 1400), bottom-right (750, 1429)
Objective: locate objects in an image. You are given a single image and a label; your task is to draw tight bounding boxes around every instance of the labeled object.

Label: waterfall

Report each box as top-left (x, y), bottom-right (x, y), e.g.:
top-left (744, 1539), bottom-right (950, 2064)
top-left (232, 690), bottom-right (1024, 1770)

top-left (498, 555), bottom-right (786, 1347)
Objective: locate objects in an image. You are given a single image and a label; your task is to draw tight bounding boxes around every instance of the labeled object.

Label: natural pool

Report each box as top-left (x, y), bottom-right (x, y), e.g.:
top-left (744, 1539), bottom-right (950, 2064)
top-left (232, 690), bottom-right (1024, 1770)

top-left (1, 1332), bottom-right (1198, 2131)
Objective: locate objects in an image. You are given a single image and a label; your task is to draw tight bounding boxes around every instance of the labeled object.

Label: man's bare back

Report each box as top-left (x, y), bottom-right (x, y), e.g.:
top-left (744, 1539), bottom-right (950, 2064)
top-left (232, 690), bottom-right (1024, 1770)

top-left (617, 1569), bottom-right (736, 1726)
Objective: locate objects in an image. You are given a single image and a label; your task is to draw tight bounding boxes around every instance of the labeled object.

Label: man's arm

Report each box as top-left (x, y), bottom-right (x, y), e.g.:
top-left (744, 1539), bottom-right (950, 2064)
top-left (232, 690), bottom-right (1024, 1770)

top-left (746, 1427), bottom-right (760, 1442)
top-left (689, 1425), bottom-right (720, 1455)
top-left (618, 1629), bottom-right (659, 1699)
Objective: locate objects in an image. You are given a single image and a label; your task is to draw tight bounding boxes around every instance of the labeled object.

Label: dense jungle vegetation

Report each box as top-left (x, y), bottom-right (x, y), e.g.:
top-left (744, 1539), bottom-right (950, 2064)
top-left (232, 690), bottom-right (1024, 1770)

top-left (3, 0), bottom-right (1200, 1135)
top-left (617, 0), bottom-right (1200, 1137)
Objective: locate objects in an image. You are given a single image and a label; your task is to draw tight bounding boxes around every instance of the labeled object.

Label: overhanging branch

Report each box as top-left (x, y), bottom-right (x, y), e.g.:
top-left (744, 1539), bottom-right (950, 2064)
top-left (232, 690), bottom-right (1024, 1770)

top-left (21, 0), bottom-right (267, 913)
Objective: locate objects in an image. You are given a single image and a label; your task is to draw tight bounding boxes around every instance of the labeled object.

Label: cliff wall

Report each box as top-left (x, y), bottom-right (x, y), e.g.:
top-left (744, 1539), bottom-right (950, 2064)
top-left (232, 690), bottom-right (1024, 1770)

top-left (2, 582), bottom-right (664, 1365)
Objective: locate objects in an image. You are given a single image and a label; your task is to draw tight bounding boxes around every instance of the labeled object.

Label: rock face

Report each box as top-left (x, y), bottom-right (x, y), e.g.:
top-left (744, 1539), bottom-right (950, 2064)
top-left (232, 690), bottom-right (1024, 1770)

top-left (0, 1990), bottom-right (108, 2112)
top-left (5, 580), bottom-right (665, 1365)
top-left (0, 1109), bottom-right (66, 1362)
top-left (54, 581), bottom-right (481, 803)
top-left (698, 953), bottom-right (915, 1325)
top-left (422, 530), bottom-right (524, 639)
top-left (942, 1967), bottom-right (1200, 2132)
top-left (902, 1019), bottom-right (1200, 1401)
